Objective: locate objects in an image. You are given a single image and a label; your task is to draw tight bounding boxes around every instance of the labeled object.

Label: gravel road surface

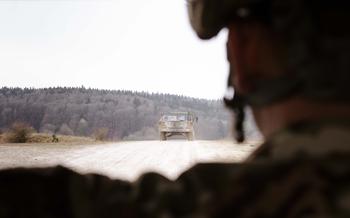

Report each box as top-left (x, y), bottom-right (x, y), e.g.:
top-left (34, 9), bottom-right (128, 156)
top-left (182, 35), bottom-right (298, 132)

top-left (0, 140), bottom-right (257, 181)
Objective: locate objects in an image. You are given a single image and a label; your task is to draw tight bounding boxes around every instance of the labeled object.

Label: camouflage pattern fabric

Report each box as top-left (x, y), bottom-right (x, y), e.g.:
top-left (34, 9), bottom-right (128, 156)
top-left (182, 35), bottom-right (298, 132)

top-left (1, 120), bottom-right (350, 218)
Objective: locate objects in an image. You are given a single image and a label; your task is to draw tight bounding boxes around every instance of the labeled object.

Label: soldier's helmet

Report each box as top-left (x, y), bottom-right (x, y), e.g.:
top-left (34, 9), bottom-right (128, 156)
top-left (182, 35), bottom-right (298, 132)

top-left (187, 0), bottom-right (350, 142)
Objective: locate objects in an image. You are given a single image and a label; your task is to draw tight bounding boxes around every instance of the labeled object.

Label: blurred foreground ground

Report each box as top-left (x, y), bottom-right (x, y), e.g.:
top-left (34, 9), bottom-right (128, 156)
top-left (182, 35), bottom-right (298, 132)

top-left (0, 140), bottom-right (258, 181)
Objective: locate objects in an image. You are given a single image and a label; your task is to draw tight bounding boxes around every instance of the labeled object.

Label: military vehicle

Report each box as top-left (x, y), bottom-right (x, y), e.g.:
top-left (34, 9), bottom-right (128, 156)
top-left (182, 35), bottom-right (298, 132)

top-left (158, 112), bottom-right (197, 141)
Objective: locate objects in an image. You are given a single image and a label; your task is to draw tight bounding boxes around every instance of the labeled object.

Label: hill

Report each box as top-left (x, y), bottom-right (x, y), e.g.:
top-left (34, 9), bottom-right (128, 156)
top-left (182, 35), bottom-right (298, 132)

top-left (0, 87), bottom-right (260, 140)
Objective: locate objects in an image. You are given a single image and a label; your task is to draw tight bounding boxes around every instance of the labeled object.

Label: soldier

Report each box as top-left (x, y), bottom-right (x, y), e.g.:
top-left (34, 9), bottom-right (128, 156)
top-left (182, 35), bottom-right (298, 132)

top-left (1, 0), bottom-right (350, 217)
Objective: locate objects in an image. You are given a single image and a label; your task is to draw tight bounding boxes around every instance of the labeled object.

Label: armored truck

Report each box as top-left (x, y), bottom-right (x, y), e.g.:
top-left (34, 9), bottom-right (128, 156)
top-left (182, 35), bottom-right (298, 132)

top-left (158, 112), bottom-right (197, 141)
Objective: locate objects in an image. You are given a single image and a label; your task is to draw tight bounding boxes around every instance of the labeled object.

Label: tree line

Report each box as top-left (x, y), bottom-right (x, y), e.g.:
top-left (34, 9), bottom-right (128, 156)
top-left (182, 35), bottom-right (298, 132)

top-left (0, 87), bottom-right (260, 140)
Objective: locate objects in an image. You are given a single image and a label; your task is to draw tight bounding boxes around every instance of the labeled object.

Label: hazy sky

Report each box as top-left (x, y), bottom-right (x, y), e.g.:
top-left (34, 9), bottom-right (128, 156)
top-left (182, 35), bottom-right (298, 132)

top-left (0, 0), bottom-right (228, 99)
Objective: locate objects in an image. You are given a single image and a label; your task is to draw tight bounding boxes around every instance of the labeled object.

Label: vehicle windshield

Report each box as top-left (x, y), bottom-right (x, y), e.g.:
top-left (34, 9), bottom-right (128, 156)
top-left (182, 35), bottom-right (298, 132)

top-left (163, 114), bottom-right (188, 121)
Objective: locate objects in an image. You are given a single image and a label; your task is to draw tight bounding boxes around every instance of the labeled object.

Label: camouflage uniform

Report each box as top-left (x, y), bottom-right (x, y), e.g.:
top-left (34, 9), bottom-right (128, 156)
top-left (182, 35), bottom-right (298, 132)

top-left (1, 120), bottom-right (350, 218)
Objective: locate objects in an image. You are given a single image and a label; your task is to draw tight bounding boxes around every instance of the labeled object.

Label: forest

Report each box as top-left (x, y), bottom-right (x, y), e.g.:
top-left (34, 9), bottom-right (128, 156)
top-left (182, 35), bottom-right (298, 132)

top-left (0, 87), bottom-right (260, 140)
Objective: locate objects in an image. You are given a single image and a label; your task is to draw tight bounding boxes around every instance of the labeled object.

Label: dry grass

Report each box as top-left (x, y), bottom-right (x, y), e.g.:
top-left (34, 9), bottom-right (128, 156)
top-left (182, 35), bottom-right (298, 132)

top-left (27, 133), bottom-right (59, 143)
top-left (93, 128), bottom-right (109, 141)
top-left (0, 134), bottom-right (4, 143)
top-left (0, 133), bottom-right (105, 145)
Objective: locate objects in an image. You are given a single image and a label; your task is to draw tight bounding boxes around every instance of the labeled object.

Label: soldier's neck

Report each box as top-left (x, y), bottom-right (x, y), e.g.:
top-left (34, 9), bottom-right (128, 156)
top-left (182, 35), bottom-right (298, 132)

top-left (252, 97), bottom-right (350, 138)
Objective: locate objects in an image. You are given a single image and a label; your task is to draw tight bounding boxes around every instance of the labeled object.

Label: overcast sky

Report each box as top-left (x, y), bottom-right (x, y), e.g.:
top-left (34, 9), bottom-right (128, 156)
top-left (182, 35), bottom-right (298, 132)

top-left (0, 0), bottom-right (228, 99)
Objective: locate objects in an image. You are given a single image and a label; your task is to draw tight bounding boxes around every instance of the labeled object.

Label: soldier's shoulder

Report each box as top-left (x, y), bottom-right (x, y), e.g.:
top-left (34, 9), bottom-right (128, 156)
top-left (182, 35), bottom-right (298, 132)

top-left (249, 119), bottom-right (350, 160)
top-left (178, 152), bottom-right (350, 217)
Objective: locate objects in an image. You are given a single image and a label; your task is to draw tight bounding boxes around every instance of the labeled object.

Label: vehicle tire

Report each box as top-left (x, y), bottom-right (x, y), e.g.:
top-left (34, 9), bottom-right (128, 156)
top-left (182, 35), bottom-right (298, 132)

top-left (187, 132), bottom-right (194, 141)
top-left (160, 132), bottom-right (167, 141)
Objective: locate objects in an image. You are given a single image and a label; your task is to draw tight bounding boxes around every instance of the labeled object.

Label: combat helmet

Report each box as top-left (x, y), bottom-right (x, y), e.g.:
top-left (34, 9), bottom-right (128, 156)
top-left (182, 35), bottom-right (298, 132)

top-left (187, 0), bottom-right (350, 142)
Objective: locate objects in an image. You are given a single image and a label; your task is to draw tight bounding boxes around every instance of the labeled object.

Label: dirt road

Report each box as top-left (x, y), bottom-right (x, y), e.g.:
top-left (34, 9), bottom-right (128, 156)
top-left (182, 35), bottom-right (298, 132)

top-left (0, 140), bottom-right (257, 181)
